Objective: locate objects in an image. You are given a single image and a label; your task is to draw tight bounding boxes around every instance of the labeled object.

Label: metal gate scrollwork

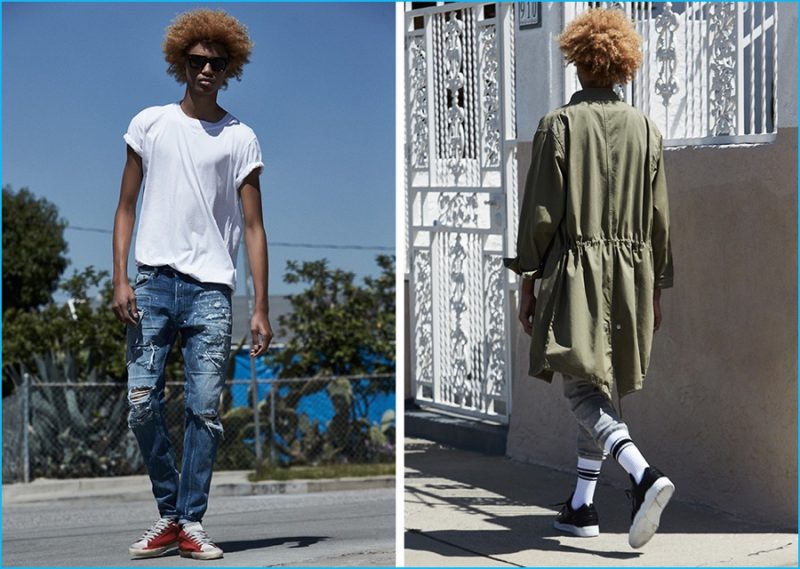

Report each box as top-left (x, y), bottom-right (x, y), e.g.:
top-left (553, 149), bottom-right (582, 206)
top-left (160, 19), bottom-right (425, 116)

top-left (405, 3), bottom-right (516, 423)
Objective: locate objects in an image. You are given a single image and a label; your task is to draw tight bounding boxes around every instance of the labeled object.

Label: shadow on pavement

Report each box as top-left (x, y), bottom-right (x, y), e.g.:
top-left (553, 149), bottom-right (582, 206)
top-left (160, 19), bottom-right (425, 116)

top-left (405, 438), bottom-right (790, 560)
top-left (407, 527), bottom-right (643, 561)
top-left (218, 535), bottom-right (329, 552)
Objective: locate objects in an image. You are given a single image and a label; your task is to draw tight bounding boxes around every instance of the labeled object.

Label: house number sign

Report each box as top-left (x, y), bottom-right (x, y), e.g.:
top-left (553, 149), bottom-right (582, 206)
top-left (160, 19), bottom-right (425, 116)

top-left (518, 2), bottom-right (542, 29)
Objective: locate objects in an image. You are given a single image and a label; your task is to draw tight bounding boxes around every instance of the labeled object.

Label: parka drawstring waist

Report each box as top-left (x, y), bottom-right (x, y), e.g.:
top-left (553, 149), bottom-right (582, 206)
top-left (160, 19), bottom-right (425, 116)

top-left (567, 237), bottom-right (653, 251)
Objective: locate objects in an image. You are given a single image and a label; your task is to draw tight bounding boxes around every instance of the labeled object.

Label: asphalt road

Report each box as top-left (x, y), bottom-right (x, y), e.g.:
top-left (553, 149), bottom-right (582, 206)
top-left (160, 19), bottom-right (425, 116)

top-left (2, 488), bottom-right (395, 567)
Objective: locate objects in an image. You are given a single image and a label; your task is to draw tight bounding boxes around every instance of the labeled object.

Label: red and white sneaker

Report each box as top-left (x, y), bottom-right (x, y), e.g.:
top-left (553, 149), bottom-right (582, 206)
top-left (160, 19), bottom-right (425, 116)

top-left (179, 522), bottom-right (224, 560)
top-left (129, 517), bottom-right (179, 558)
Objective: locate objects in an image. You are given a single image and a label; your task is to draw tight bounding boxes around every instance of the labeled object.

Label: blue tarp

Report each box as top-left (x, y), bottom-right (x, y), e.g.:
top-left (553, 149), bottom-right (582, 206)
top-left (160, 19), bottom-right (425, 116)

top-left (231, 354), bottom-right (277, 405)
top-left (230, 352), bottom-right (394, 427)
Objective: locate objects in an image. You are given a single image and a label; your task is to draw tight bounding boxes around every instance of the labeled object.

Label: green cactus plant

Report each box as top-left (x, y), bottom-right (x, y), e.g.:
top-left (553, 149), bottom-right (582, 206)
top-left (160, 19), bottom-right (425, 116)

top-left (21, 351), bottom-right (143, 479)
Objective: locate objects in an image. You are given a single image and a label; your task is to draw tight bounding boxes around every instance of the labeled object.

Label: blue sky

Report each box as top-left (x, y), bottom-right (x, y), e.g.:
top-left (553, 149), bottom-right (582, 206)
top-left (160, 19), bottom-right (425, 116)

top-left (2, 2), bottom-right (395, 298)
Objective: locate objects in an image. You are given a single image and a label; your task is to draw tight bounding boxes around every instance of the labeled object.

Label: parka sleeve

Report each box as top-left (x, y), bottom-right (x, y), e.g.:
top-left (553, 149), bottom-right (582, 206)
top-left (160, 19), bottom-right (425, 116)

top-left (504, 121), bottom-right (565, 279)
top-left (652, 137), bottom-right (674, 289)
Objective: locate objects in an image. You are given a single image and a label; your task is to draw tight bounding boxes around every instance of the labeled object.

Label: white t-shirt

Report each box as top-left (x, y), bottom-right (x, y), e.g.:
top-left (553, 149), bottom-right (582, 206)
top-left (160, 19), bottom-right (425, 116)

top-left (124, 103), bottom-right (263, 289)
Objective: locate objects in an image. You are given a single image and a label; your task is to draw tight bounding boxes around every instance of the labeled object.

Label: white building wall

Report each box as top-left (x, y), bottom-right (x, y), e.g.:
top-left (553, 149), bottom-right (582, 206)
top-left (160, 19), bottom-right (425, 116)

top-left (514, 2), bottom-right (564, 141)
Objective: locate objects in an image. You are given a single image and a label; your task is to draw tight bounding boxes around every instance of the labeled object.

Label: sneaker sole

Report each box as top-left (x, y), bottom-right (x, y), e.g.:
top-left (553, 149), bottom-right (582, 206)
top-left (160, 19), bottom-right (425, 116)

top-left (629, 476), bottom-right (675, 549)
top-left (129, 544), bottom-right (177, 559)
top-left (179, 549), bottom-right (224, 560)
top-left (554, 521), bottom-right (600, 537)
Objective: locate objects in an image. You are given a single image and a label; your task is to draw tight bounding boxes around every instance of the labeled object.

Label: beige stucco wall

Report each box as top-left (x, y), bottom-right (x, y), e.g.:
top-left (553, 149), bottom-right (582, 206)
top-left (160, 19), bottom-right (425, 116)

top-left (506, 128), bottom-right (798, 528)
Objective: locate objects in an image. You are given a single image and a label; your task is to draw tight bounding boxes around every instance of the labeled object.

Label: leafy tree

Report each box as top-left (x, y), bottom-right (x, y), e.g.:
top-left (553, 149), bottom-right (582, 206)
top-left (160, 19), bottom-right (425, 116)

top-left (275, 255), bottom-right (395, 378)
top-left (2, 186), bottom-right (69, 312)
top-left (4, 268), bottom-right (126, 384)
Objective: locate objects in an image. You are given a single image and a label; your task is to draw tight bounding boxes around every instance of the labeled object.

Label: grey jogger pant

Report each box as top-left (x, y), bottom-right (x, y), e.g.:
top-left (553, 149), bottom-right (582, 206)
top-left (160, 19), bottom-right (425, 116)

top-left (562, 374), bottom-right (630, 461)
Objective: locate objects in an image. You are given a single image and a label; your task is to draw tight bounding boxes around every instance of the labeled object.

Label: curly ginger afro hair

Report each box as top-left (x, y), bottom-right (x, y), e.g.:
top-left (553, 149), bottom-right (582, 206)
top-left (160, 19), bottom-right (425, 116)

top-left (558, 9), bottom-right (642, 86)
top-left (163, 9), bottom-right (253, 88)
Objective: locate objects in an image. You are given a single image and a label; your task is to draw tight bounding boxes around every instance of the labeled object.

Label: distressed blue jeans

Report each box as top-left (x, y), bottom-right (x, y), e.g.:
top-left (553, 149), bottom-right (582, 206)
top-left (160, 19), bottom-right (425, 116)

top-left (126, 265), bottom-right (232, 524)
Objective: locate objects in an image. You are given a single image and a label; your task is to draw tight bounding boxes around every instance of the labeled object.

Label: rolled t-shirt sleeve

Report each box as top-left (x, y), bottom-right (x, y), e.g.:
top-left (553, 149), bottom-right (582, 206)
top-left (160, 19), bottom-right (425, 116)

top-left (235, 137), bottom-right (264, 189)
top-left (123, 111), bottom-right (147, 156)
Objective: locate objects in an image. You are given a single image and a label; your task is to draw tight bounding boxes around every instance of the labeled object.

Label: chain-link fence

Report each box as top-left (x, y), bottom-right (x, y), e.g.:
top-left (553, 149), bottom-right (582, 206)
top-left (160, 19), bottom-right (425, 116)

top-left (3, 374), bottom-right (395, 484)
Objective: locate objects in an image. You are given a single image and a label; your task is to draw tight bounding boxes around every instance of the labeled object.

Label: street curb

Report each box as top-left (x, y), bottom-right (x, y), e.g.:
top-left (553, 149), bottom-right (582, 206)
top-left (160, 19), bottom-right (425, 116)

top-left (2, 472), bottom-right (395, 504)
top-left (215, 476), bottom-right (396, 497)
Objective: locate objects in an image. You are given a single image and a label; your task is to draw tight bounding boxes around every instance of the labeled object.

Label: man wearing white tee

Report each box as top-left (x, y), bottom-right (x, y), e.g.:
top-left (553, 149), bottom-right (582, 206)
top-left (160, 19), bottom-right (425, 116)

top-left (111, 9), bottom-right (271, 560)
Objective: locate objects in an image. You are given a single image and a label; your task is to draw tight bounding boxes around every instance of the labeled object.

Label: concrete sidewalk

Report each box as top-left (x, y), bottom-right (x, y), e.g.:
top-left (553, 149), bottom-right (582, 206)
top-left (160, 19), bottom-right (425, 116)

top-left (405, 438), bottom-right (797, 567)
top-left (3, 470), bottom-right (394, 504)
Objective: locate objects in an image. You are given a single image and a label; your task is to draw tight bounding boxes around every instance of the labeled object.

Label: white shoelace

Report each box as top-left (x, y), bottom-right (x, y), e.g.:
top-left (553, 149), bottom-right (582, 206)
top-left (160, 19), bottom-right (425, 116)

top-left (140, 518), bottom-right (174, 541)
top-left (184, 525), bottom-right (214, 546)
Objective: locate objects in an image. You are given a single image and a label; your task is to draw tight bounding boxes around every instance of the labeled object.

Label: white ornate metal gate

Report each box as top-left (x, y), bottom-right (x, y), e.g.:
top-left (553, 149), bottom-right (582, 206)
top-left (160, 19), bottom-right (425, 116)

top-left (405, 3), bottom-right (517, 423)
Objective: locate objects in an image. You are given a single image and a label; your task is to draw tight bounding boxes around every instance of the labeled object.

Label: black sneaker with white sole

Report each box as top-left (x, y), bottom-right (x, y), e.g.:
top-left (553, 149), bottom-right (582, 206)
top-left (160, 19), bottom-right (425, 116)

top-left (627, 466), bottom-right (675, 548)
top-left (553, 496), bottom-right (600, 537)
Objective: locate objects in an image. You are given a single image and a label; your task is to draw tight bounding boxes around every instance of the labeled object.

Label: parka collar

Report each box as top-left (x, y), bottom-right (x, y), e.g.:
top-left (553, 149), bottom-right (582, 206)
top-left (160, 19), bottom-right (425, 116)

top-left (569, 88), bottom-right (620, 104)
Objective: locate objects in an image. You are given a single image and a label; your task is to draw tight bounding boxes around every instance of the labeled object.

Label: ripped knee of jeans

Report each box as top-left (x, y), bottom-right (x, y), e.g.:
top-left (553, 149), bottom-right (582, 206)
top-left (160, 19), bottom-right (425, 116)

top-left (128, 387), bottom-right (154, 428)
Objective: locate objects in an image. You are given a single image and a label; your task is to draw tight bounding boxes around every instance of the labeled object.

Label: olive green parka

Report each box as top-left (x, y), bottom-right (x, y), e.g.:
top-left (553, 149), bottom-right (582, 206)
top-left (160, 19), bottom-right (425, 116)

top-left (505, 88), bottom-right (673, 397)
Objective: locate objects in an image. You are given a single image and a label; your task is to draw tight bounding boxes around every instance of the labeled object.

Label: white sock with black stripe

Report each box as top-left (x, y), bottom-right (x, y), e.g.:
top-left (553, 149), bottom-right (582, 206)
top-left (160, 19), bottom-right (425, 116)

top-left (605, 430), bottom-right (649, 485)
top-left (571, 457), bottom-right (603, 509)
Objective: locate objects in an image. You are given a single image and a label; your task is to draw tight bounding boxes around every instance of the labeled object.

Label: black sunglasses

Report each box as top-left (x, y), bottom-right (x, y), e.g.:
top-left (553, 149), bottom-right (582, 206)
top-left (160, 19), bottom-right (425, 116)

top-left (186, 54), bottom-right (229, 72)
